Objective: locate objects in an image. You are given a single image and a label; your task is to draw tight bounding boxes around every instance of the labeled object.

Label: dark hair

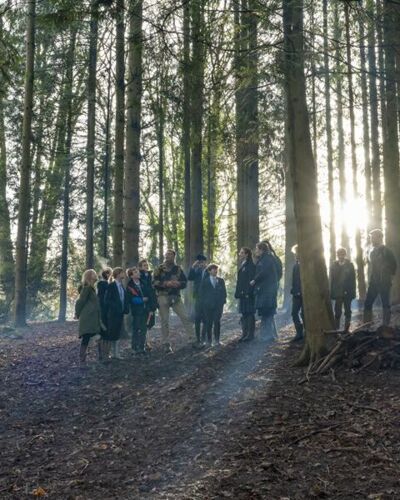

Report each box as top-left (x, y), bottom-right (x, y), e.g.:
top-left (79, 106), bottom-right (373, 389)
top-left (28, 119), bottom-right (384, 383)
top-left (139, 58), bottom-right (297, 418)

top-left (138, 259), bottom-right (148, 268)
top-left (240, 247), bottom-right (253, 259)
top-left (166, 249), bottom-right (176, 256)
top-left (207, 263), bottom-right (219, 271)
top-left (259, 239), bottom-right (278, 258)
top-left (196, 254), bottom-right (207, 261)
top-left (101, 267), bottom-right (112, 280)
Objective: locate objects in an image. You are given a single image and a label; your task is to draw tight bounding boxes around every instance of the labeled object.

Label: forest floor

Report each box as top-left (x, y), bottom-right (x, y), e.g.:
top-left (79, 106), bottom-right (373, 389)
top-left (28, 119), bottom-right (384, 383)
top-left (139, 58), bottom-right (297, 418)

top-left (0, 313), bottom-right (400, 499)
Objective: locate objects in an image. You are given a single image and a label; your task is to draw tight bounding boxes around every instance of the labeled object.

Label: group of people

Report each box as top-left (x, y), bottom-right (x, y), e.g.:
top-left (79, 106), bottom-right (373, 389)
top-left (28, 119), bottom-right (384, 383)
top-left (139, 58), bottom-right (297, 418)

top-left (74, 241), bottom-right (283, 365)
top-left (290, 228), bottom-right (397, 342)
top-left (74, 228), bottom-right (397, 365)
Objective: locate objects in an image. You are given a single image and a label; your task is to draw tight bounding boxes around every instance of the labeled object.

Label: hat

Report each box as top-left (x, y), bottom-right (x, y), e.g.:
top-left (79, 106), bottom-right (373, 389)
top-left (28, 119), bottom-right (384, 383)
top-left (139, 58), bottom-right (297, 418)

top-left (196, 254), bottom-right (207, 261)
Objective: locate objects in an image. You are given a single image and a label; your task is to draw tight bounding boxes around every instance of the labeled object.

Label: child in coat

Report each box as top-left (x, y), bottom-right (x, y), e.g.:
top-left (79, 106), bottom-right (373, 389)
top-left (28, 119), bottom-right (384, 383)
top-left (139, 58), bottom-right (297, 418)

top-left (127, 267), bottom-right (151, 354)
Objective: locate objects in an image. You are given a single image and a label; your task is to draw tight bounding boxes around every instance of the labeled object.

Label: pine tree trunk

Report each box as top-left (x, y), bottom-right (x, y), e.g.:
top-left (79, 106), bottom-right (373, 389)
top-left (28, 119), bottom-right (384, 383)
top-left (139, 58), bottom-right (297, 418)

top-left (359, 8), bottom-right (372, 230)
top-left (345, 3), bottom-right (366, 302)
top-left (283, 0), bottom-right (334, 363)
top-left (182, 0), bottom-right (191, 269)
top-left (156, 93), bottom-right (165, 263)
top-left (382, 0), bottom-right (400, 302)
top-left (14, 0), bottom-right (36, 327)
top-left (102, 59), bottom-right (112, 260)
top-left (112, 0), bottom-right (125, 267)
top-left (124, 0), bottom-right (143, 267)
top-left (323, 0), bottom-right (335, 262)
top-left (367, 0), bottom-right (382, 229)
top-left (190, 0), bottom-right (205, 260)
top-left (86, 0), bottom-right (98, 269)
top-left (0, 77), bottom-right (14, 305)
top-left (333, 3), bottom-right (349, 251)
top-left (58, 29), bottom-right (77, 322)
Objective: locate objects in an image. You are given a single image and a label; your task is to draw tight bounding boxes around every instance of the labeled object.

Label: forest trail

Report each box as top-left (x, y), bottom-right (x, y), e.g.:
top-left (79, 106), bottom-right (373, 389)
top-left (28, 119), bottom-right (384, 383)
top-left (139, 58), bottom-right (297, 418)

top-left (0, 317), bottom-right (399, 499)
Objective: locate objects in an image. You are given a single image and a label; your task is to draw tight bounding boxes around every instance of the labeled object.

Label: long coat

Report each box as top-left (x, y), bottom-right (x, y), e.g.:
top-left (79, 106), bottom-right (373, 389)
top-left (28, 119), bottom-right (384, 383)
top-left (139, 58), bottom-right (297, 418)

top-left (235, 259), bottom-right (256, 314)
top-left (253, 253), bottom-right (278, 317)
top-left (199, 276), bottom-right (227, 313)
top-left (104, 281), bottom-right (129, 341)
top-left (97, 280), bottom-right (109, 326)
top-left (75, 285), bottom-right (102, 337)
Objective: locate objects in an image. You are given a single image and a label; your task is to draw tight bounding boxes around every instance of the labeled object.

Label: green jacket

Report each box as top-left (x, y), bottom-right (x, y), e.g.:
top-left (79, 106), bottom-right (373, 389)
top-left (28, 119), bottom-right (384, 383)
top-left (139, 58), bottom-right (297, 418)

top-left (75, 285), bottom-right (102, 337)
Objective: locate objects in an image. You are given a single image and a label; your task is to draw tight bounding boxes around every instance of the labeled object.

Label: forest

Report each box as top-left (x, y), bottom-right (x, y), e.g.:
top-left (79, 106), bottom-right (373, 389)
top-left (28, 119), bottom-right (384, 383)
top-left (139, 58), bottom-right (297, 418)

top-left (1, 0), bottom-right (400, 498)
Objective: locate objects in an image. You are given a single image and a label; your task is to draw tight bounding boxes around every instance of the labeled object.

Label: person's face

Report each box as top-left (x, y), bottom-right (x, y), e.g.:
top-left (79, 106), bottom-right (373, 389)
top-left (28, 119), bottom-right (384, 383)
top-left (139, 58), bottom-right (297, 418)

top-left (337, 250), bottom-right (346, 262)
top-left (239, 248), bottom-right (246, 261)
top-left (140, 261), bottom-right (149, 272)
top-left (132, 269), bottom-right (140, 280)
top-left (198, 260), bottom-right (206, 268)
top-left (370, 233), bottom-right (383, 247)
top-left (165, 251), bottom-right (175, 263)
top-left (117, 271), bottom-right (125, 281)
top-left (89, 272), bottom-right (97, 285)
top-left (255, 246), bottom-right (262, 257)
top-left (209, 267), bottom-right (218, 277)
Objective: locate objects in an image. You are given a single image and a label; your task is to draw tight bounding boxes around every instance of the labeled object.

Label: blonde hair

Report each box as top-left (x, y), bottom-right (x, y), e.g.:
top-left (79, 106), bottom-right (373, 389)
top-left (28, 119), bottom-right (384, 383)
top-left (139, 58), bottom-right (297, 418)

top-left (82, 269), bottom-right (97, 286)
top-left (110, 267), bottom-right (124, 282)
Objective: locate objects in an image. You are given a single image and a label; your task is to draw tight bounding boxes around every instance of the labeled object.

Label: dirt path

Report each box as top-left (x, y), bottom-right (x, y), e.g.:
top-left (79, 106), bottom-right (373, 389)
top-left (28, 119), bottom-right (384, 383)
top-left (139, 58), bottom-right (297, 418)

top-left (0, 317), bottom-right (399, 499)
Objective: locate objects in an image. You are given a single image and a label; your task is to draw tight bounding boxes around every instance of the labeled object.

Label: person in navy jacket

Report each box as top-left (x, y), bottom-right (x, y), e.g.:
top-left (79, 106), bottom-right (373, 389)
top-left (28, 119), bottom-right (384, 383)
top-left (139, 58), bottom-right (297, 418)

top-left (199, 264), bottom-right (227, 346)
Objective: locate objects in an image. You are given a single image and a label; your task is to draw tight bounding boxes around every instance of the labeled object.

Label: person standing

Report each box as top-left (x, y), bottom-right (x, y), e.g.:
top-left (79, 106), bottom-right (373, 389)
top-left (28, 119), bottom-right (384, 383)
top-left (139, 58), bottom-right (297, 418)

top-left (290, 244), bottom-right (305, 342)
top-left (127, 267), bottom-right (150, 355)
top-left (235, 247), bottom-right (256, 342)
top-left (97, 268), bottom-right (112, 359)
top-left (251, 242), bottom-right (279, 341)
top-left (153, 249), bottom-right (194, 353)
top-left (188, 254), bottom-right (208, 345)
top-left (75, 269), bottom-right (103, 366)
top-left (104, 268), bottom-right (129, 359)
top-left (364, 229), bottom-right (397, 326)
top-left (138, 259), bottom-right (158, 333)
top-left (199, 264), bottom-right (227, 346)
top-left (330, 247), bottom-right (356, 332)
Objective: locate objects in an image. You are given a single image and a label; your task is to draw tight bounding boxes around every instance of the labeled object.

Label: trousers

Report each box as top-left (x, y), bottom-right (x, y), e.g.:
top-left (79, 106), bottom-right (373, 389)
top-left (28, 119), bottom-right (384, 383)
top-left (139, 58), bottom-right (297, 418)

top-left (157, 295), bottom-right (194, 343)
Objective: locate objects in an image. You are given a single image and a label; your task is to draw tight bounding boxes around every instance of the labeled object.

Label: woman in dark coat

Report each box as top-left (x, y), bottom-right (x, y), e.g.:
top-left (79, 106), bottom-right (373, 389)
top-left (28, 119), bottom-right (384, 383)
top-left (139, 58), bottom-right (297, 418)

top-left (97, 268), bottom-right (112, 329)
top-left (138, 259), bottom-right (158, 331)
top-left (251, 242), bottom-right (279, 341)
top-left (235, 247), bottom-right (256, 342)
top-left (104, 267), bottom-right (129, 359)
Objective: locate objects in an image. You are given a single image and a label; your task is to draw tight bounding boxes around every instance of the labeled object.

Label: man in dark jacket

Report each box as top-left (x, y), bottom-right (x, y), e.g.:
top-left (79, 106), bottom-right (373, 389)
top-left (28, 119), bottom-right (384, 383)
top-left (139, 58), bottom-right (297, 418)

top-left (199, 264), bottom-right (227, 346)
top-left (364, 229), bottom-right (397, 326)
top-left (188, 254), bottom-right (208, 345)
top-left (290, 245), bottom-right (304, 342)
top-left (330, 247), bottom-right (356, 332)
top-left (235, 247), bottom-right (256, 342)
top-left (153, 249), bottom-right (194, 353)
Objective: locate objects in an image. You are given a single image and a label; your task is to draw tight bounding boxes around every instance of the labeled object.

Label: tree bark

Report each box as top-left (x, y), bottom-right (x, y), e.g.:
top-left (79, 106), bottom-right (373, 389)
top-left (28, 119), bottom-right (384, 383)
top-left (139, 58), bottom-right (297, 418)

top-left (283, 0), bottom-right (334, 363)
top-left (14, 0), bottom-right (36, 327)
top-left (86, 0), bottom-right (98, 269)
top-left (323, 0), bottom-right (335, 262)
top-left (382, 0), bottom-right (400, 302)
top-left (367, 0), bottom-right (382, 229)
top-left (102, 57), bottom-right (112, 260)
top-left (112, 0), bottom-right (125, 267)
top-left (124, 0), bottom-right (143, 267)
top-left (345, 3), bottom-right (366, 302)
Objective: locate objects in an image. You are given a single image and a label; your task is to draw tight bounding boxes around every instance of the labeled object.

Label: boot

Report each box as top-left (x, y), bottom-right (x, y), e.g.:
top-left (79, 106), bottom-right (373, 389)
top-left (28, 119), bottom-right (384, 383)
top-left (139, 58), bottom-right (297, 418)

top-left (243, 315), bottom-right (255, 341)
top-left (334, 316), bottom-right (341, 331)
top-left (97, 340), bottom-right (103, 361)
top-left (344, 319), bottom-right (351, 333)
top-left (79, 344), bottom-right (88, 366)
top-left (111, 340), bottom-right (121, 359)
top-left (291, 323), bottom-right (304, 342)
top-left (239, 316), bottom-right (249, 342)
top-left (363, 309), bottom-right (373, 324)
top-left (382, 308), bottom-right (391, 326)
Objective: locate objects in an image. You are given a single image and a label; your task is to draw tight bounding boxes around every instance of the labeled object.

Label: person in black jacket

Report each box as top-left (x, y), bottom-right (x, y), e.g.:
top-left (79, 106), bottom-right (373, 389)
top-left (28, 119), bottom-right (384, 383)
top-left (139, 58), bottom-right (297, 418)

top-left (364, 229), bottom-right (397, 326)
top-left (188, 254), bottom-right (208, 345)
top-left (199, 264), bottom-right (227, 346)
top-left (97, 267), bottom-right (112, 328)
top-left (235, 247), bottom-right (256, 342)
top-left (290, 245), bottom-right (304, 342)
top-left (138, 259), bottom-right (158, 332)
top-left (104, 267), bottom-right (129, 359)
top-left (251, 242), bottom-right (279, 341)
top-left (127, 266), bottom-right (153, 354)
top-left (330, 247), bottom-right (356, 332)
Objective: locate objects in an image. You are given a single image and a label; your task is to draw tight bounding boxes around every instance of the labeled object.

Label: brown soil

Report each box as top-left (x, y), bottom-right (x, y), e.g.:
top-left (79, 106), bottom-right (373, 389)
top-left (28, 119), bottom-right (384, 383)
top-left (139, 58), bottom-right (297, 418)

top-left (0, 315), bottom-right (399, 499)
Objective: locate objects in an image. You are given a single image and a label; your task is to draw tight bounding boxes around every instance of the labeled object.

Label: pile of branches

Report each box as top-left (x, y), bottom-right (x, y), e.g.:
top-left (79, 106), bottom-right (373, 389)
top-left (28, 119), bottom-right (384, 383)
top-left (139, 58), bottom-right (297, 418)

top-left (308, 324), bottom-right (400, 377)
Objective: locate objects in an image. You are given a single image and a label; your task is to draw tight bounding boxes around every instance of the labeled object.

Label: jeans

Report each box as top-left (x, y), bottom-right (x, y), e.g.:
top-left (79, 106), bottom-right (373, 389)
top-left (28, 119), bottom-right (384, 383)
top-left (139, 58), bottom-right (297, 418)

top-left (334, 296), bottom-right (352, 329)
top-left (157, 294), bottom-right (194, 344)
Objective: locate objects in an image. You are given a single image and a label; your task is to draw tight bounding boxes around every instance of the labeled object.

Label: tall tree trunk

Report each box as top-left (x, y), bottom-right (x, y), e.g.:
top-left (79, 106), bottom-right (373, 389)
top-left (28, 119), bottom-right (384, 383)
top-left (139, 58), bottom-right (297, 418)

top-left (190, 0), bottom-right (205, 260)
top-left (102, 57), bottom-right (112, 260)
top-left (367, 0), bottom-right (382, 229)
top-left (310, 2), bottom-right (318, 163)
top-left (58, 29), bottom-right (77, 322)
top-left (333, 3), bottom-right (349, 251)
top-left (345, 3), bottom-right (366, 302)
top-left (0, 17), bottom-right (15, 306)
top-left (156, 92), bottom-right (165, 263)
top-left (235, 0), bottom-right (259, 252)
top-left (86, 0), bottom-right (98, 269)
top-left (358, 7), bottom-right (372, 230)
top-left (283, 0), bottom-right (334, 363)
top-left (323, 0), bottom-right (335, 262)
top-left (382, 0), bottom-right (400, 302)
top-left (112, 0), bottom-right (125, 266)
top-left (182, 0), bottom-right (191, 268)
top-left (14, 0), bottom-right (36, 327)
top-left (124, 0), bottom-right (143, 267)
